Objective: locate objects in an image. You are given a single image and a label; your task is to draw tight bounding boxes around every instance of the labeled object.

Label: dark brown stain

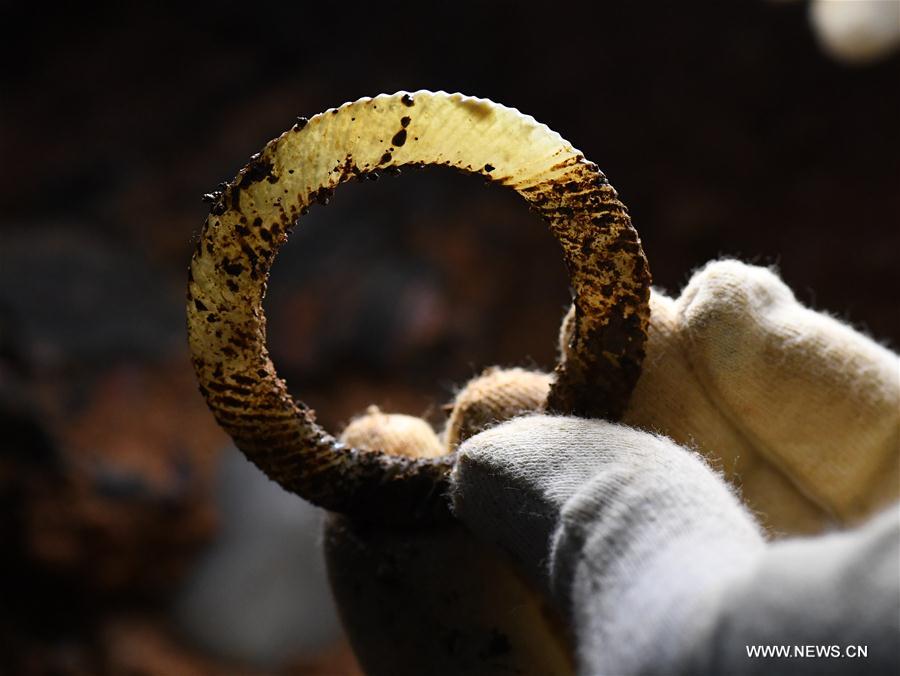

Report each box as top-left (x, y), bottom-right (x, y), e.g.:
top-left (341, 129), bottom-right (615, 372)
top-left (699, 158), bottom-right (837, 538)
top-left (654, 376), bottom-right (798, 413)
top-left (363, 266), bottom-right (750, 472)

top-left (238, 153), bottom-right (274, 189)
top-left (401, 93), bottom-right (415, 106)
top-left (223, 261), bottom-right (244, 277)
top-left (391, 129), bottom-right (407, 147)
top-left (309, 186), bottom-right (334, 206)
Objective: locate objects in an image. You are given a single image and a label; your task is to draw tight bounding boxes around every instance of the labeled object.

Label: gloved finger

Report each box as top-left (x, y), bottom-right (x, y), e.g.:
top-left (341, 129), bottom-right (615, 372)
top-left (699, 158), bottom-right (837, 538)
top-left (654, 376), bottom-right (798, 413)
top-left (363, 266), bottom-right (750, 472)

top-left (677, 260), bottom-right (900, 524)
top-left (444, 367), bottom-right (551, 451)
top-left (449, 414), bottom-right (718, 588)
top-left (564, 288), bottom-right (828, 534)
top-left (341, 405), bottom-right (445, 458)
top-left (614, 285), bottom-right (830, 534)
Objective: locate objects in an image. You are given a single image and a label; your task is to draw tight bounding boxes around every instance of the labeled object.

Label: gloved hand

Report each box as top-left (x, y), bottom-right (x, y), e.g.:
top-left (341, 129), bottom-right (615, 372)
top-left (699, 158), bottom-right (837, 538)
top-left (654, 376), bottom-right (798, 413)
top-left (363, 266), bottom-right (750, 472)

top-left (448, 260), bottom-right (900, 674)
top-left (449, 260), bottom-right (900, 534)
top-left (615, 260), bottom-right (899, 533)
top-left (450, 416), bottom-right (900, 675)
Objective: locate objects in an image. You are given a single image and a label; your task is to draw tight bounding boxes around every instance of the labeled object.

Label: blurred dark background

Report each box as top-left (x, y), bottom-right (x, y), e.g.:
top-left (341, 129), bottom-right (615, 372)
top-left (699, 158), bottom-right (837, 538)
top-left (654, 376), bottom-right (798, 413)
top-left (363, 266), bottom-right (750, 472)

top-left (1, 1), bottom-right (898, 673)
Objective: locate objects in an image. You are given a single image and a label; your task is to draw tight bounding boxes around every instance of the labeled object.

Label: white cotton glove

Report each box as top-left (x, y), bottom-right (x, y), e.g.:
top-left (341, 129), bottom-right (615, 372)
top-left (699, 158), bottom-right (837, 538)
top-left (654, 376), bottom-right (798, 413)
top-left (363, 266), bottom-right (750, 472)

top-left (559, 260), bottom-right (900, 534)
top-left (451, 416), bottom-right (900, 675)
top-left (445, 260), bottom-right (900, 674)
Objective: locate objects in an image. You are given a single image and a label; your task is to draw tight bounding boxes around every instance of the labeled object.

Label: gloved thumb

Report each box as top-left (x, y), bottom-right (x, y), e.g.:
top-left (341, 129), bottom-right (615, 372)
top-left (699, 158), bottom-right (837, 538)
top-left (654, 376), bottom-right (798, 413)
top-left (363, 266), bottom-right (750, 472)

top-left (450, 415), bottom-right (756, 599)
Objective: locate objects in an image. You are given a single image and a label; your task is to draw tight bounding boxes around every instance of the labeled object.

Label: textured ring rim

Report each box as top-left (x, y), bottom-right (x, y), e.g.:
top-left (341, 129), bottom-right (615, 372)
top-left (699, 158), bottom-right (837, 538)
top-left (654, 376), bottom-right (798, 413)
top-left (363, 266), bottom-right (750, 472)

top-left (187, 91), bottom-right (650, 523)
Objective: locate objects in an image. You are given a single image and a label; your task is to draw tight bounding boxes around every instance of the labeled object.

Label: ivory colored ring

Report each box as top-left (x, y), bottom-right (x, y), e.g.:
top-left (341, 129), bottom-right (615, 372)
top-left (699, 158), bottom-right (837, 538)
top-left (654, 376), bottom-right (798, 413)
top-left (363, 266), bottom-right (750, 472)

top-left (187, 91), bottom-right (650, 523)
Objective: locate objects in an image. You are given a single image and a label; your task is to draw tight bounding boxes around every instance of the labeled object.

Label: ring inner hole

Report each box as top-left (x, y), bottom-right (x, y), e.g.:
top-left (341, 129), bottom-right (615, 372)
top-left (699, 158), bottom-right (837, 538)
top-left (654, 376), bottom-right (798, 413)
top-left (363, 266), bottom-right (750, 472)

top-left (265, 166), bottom-right (570, 432)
